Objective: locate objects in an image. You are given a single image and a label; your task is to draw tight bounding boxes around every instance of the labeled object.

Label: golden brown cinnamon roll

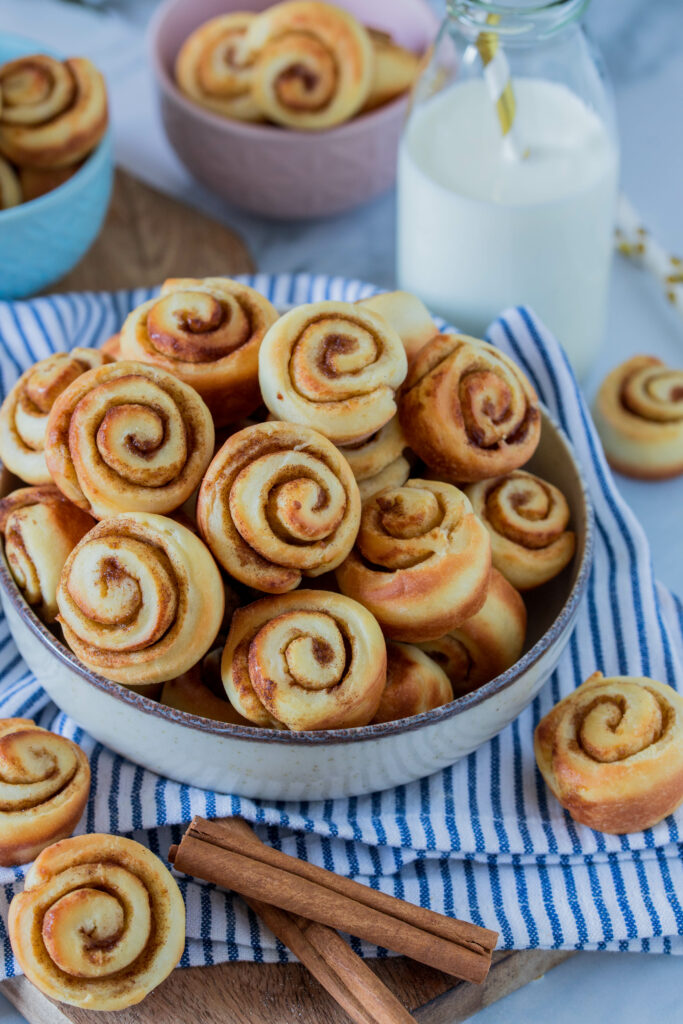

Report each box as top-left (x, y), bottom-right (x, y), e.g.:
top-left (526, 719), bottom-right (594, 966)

top-left (362, 30), bottom-right (420, 112)
top-left (0, 719), bottom-right (90, 867)
top-left (399, 334), bottom-right (541, 482)
top-left (418, 570), bottom-right (526, 697)
top-left (358, 290), bottom-right (438, 364)
top-left (338, 416), bottom-right (410, 503)
top-left (175, 13), bottom-right (262, 121)
top-left (222, 589), bottom-right (386, 730)
top-left (8, 834), bottom-right (185, 1010)
top-left (0, 485), bottom-right (95, 621)
top-left (465, 471), bottom-right (576, 591)
top-left (18, 163), bottom-right (78, 201)
top-left (0, 56), bottom-right (107, 168)
top-left (197, 421), bottom-right (361, 593)
top-left (593, 355), bottom-right (683, 480)
top-left (372, 643), bottom-right (452, 723)
top-left (535, 672), bottom-right (683, 834)
top-left (44, 361), bottom-right (214, 518)
top-left (56, 513), bottom-right (225, 689)
top-left (119, 277), bottom-right (279, 426)
top-left (0, 348), bottom-right (109, 485)
top-left (100, 332), bottom-right (121, 360)
top-left (246, 1), bottom-right (373, 130)
top-left (161, 649), bottom-right (251, 726)
top-left (259, 300), bottom-right (407, 445)
top-left (0, 154), bottom-right (21, 208)
top-left (336, 479), bottom-right (491, 642)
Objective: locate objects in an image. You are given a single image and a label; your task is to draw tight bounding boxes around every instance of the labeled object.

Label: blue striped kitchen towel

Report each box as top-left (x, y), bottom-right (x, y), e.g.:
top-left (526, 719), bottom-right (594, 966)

top-left (0, 274), bottom-right (682, 975)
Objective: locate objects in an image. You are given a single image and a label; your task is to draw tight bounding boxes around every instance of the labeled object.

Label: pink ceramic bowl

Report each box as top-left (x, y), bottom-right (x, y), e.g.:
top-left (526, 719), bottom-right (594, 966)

top-left (149, 0), bottom-right (438, 218)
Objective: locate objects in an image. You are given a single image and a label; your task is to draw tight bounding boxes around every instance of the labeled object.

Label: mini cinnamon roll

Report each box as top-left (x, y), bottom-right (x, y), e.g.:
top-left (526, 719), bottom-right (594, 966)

top-left (358, 290), bottom-right (438, 364)
top-left (0, 719), bottom-right (90, 867)
top-left (8, 834), bottom-right (185, 1010)
top-left (593, 355), bottom-right (683, 480)
top-left (0, 347), bottom-right (109, 485)
top-left (0, 154), bottom-right (21, 208)
top-left (119, 277), bottom-right (279, 426)
top-left (0, 485), bottom-right (95, 621)
top-left (259, 300), bottom-right (407, 445)
top-left (0, 56), bottom-right (107, 168)
top-left (44, 361), bottom-right (214, 518)
top-left (246, 1), bottom-right (373, 130)
top-left (465, 471), bottom-right (576, 590)
top-left (336, 479), bottom-right (491, 642)
top-left (418, 570), bottom-right (526, 697)
top-left (222, 589), bottom-right (386, 730)
top-left (361, 31), bottom-right (420, 112)
top-left (535, 672), bottom-right (683, 833)
top-left (56, 513), bottom-right (225, 688)
top-left (197, 421), bottom-right (361, 593)
top-left (19, 163), bottom-right (78, 201)
top-left (338, 416), bottom-right (411, 502)
top-left (161, 648), bottom-right (251, 726)
top-left (175, 13), bottom-right (262, 121)
top-left (399, 334), bottom-right (541, 482)
top-left (372, 643), bottom-right (452, 723)
top-left (100, 332), bottom-right (121, 359)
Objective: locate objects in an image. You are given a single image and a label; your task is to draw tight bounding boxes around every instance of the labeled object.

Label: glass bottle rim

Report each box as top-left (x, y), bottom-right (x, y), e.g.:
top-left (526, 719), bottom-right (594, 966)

top-left (447, 0), bottom-right (590, 35)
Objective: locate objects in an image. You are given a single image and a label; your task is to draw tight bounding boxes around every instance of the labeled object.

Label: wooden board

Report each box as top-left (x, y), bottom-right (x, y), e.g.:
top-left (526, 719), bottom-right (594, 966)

top-left (2, 170), bottom-right (574, 1022)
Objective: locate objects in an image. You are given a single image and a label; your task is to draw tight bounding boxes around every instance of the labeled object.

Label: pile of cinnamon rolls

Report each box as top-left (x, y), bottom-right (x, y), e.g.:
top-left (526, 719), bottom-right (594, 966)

top-left (0, 53), bottom-right (108, 210)
top-left (0, 278), bottom-right (579, 732)
top-left (175, 0), bottom-right (421, 130)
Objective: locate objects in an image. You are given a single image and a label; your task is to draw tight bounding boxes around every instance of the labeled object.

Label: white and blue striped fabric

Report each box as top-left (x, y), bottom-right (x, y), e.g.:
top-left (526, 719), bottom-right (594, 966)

top-left (0, 274), bottom-right (681, 976)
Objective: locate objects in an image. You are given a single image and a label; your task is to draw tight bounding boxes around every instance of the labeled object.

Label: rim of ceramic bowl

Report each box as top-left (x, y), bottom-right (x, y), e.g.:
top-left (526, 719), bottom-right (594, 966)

top-left (148, 0), bottom-right (439, 142)
top-left (0, 405), bottom-right (594, 745)
top-left (0, 33), bottom-right (112, 225)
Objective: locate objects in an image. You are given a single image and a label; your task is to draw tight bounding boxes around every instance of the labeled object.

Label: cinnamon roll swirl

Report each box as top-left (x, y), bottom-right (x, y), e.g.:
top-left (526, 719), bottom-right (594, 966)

top-left (336, 479), bottom-right (491, 642)
top-left (338, 416), bottom-right (411, 502)
top-left (0, 154), bottom-right (21, 208)
top-left (8, 834), bottom-right (185, 1010)
top-left (246, 1), bottom-right (373, 130)
top-left (358, 290), bottom-right (438, 364)
top-left (259, 300), bottom-right (407, 445)
top-left (0, 719), bottom-right (90, 867)
top-left (0, 485), bottom-right (95, 621)
top-left (222, 589), bottom-right (386, 730)
top-left (593, 355), bottom-right (683, 480)
top-left (119, 277), bottom-right (279, 426)
top-left (466, 471), bottom-right (576, 590)
top-left (372, 643), bottom-right (452, 723)
top-left (0, 56), bottom-right (107, 168)
top-left (56, 513), bottom-right (225, 688)
top-left (0, 347), bottom-right (109, 485)
top-left (399, 334), bottom-right (541, 482)
top-left (44, 361), bottom-right (214, 518)
top-left (197, 421), bottom-right (361, 593)
top-left (535, 672), bottom-right (683, 833)
top-left (418, 570), bottom-right (526, 697)
top-left (175, 13), bottom-right (262, 121)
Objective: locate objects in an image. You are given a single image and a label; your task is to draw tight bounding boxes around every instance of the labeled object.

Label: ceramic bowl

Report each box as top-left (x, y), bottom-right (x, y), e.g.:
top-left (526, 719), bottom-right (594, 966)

top-left (149, 0), bottom-right (438, 218)
top-left (0, 414), bottom-right (593, 801)
top-left (0, 35), bottom-right (113, 300)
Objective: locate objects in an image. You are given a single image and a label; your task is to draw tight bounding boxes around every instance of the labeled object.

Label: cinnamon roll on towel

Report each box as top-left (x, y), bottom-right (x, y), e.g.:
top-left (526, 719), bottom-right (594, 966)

top-left (44, 360), bottom-right (214, 518)
top-left (0, 55), bottom-right (107, 168)
top-left (399, 334), bottom-right (541, 482)
top-left (175, 13), bottom-right (262, 121)
top-left (197, 421), bottom-right (361, 593)
top-left (593, 355), bottom-right (683, 480)
top-left (8, 834), bottom-right (185, 1010)
top-left (0, 485), bottom-right (95, 621)
top-left (259, 299), bottom-right (407, 445)
top-left (0, 348), bottom-right (109, 485)
top-left (535, 672), bottom-right (683, 833)
top-left (119, 277), bottom-right (278, 426)
top-left (372, 643), bottom-right (452, 724)
top-left (466, 470), bottom-right (576, 590)
top-left (245, 1), bottom-right (373, 130)
top-left (222, 589), bottom-right (386, 730)
top-left (336, 479), bottom-right (491, 642)
top-left (56, 513), bottom-right (225, 689)
top-left (418, 570), bottom-right (526, 697)
top-left (0, 719), bottom-right (90, 867)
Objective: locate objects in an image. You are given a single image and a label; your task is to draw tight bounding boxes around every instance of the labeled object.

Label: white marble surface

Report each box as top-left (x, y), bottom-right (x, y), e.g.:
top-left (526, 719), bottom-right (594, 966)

top-left (0, 0), bottom-right (681, 1020)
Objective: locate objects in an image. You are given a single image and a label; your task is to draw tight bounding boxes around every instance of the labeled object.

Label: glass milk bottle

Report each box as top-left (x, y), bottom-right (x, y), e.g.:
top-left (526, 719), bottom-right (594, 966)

top-left (397, 0), bottom-right (619, 379)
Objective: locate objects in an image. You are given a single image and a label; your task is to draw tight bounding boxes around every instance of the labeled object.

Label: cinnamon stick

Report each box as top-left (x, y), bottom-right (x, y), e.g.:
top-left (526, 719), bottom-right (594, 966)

top-left (169, 821), bottom-right (495, 984)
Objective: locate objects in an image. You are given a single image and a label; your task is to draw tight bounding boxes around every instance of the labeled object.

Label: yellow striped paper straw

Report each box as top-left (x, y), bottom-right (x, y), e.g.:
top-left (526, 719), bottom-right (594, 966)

top-left (475, 14), bottom-right (528, 160)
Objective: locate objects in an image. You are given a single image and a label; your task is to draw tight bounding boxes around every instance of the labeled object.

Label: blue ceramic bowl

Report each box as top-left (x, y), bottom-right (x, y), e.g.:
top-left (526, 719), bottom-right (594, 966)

top-left (0, 35), bottom-right (113, 299)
